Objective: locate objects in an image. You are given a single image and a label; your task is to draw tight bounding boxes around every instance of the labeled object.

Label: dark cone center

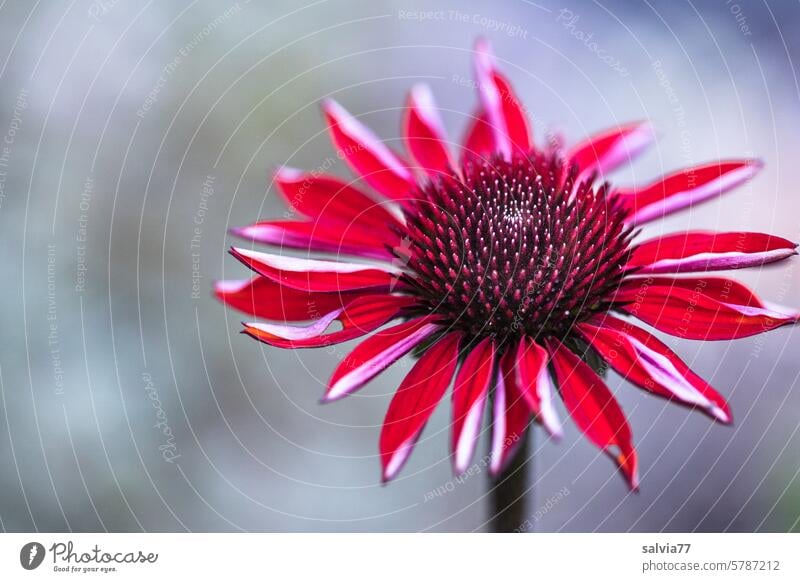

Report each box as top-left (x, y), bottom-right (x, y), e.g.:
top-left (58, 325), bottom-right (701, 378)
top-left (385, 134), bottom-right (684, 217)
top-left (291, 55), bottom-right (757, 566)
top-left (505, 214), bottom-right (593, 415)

top-left (398, 152), bottom-right (634, 340)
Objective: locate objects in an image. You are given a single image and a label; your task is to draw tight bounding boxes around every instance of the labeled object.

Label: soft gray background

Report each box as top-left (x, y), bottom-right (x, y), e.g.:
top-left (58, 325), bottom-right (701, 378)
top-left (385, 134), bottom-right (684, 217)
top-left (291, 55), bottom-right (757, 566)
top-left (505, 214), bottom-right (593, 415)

top-left (1, 0), bottom-right (799, 532)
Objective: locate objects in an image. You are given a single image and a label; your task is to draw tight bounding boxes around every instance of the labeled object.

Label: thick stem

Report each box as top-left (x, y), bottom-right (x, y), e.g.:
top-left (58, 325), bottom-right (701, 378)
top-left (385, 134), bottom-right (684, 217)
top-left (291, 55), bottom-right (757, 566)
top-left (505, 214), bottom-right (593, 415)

top-left (489, 430), bottom-right (531, 532)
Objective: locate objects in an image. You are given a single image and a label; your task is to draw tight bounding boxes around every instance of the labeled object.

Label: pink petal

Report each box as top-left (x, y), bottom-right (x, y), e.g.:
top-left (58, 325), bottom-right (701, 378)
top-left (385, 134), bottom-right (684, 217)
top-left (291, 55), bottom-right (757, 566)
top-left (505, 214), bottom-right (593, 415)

top-left (618, 160), bottom-right (762, 225)
top-left (232, 219), bottom-right (397, 260)
top-left (242, 294), bottom-right (415, 349)
top-left (451, 337), bottom-right (495, 473)
top-left (322, 98), bottom-right (416, 203)
top-left (230, 247), bottom-right (399, 292)
top-left (547, 338), bottom-right (639, 490)
top-left (380, 332), bottom-right (462, 481)
top-left (628, 231), bottom-right (797, 274)
top-left (246, 309), bottom-right (342, 341)
top-left (577, 315), bottom-right (731, 423)
top-left (615, 276), bottom-right (800, 340)
top-left (460, 108), bottom-right (494, 163)
top-left (325, 316), bottom-right (440, 402)
top-left (489, 345), bottom-right (532, 476)
top-left (472, 38), bottom-right (532, 159)
top-left (403, 84), bottom-right (455, 178)
top-left (515, 337), bottom-right (563, 438)
top-left (214, 277), bottom-right (361, 321)
top-left (493, 72), bottom-right (532, 154)
top-left (568, 121), bottom-right (655, 178)
top-left (274, 167), bottom-right (403, 231)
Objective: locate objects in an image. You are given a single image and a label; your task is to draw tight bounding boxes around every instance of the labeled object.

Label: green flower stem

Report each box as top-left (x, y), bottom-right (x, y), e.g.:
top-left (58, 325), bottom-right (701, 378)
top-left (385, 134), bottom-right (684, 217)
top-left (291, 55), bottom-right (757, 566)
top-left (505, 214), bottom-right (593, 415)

top-left (489, 430), bottom-right (531, 533)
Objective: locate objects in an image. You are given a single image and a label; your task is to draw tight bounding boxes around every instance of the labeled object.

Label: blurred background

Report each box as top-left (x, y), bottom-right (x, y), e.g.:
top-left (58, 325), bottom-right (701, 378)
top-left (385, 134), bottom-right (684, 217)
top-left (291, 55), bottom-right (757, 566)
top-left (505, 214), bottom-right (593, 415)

top-left (1, 0), bottom-right (799, 532)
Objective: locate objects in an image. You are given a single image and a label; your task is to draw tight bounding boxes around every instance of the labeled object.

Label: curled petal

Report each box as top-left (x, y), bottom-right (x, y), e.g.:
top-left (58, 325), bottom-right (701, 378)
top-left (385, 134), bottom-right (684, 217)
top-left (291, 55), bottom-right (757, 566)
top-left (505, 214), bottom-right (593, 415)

top-left (273, 167), bottom-right (403, 232)
top-left (325, 316), bottom-right (440, 402)
top-left (618, 160), bottom-right (762, 225)
top-left (568, 121), bottom-right (655, 178)
top-left (451, 337), bottom-right (495, 473)
top-left (322, 98), bottom-right (416, 203)
top-left (577, 315), bottom-right (731, 423)
top-left (232, 219), bottom-right (397, 260)
top-left (547, 338), bottom-right (639, 490)
top-left (404, 84), bottom-right (455, 178)
top-left (473, 38), bottom-right (532, 159)
top-left (380, 332), bottom-right (462, 482)
top-left (515, 337), bottom-right (563, 438)
top-left (214, 277), bottom-right (360, 321)
top-left (615, 276), bottom-right (800, 340)
top-left (628, 231), bottom-right (797, 274)
top-left (230, 247), bottom-right (399, 292)
top-left (245, 309), bottom-right (342, 342)
top-left (242, 294), bottom-right (415, 349)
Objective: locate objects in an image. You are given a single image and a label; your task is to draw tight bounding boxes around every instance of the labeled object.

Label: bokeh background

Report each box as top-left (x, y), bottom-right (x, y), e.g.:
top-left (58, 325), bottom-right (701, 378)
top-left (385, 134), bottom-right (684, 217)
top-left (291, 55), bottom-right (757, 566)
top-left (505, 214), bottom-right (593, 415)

top-left (1, 0), bottom-right (799, 532)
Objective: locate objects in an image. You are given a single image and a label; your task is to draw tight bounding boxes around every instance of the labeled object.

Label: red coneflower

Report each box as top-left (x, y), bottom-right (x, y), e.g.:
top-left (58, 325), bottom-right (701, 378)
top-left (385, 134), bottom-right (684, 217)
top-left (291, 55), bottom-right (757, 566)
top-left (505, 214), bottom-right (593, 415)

top-left (217, 39), bottom-right (798, 521)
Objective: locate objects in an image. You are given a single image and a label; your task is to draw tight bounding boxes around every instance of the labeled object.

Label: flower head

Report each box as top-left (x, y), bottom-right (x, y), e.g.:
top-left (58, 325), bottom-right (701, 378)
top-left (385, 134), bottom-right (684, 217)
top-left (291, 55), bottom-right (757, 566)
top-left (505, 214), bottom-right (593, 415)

top-left (217, 39), bottom-right (799, 488)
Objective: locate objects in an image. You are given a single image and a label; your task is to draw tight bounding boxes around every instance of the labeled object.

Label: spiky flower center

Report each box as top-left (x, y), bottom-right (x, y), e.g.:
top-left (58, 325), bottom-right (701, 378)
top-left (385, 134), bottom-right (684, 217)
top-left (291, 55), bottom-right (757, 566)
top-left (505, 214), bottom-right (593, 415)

top-left (398, 152), bottom-right (634, 339)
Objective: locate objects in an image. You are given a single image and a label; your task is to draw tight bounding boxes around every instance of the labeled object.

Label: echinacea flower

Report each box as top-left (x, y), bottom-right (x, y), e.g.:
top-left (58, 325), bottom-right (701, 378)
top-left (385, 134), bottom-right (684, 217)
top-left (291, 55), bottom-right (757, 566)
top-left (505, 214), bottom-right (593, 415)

top-left (217, 39), bottom-right (799, 490)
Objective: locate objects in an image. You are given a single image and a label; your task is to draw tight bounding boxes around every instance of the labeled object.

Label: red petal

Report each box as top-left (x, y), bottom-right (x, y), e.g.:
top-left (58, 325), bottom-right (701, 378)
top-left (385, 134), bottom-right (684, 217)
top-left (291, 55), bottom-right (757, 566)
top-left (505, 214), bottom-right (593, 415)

top-left (451, 337), bottom-right (495, 472)
top-left (232, 219), bottom-right (397, 260)
top-left (615, 276), bottom-right (800, 340)
top-left (322, 99), bottom-right (416, 203)
top-left (273, 167), bottom-right (403, 232)
top-left (618, 160), bottom-right (762, 225)
top-left (403, 84), bottom-right (455, 178)
top-left (515, 337), bottom-right (563, 438)
top-left (472, 38), bottom-right (532, 159)
top-left (325, 315), bottom-right (440, 402)
top-left (214, 277), bottom-right (360, 321)
top-left (460, 108), bottom-right (494, 163)
top-left (577, 315), bottom-right (731, 423)
top-left (380, 332), bottom-right (462, 481)
top-left (547, 338), bottom-right (639, 490)
top-left (489, 345), bottom-right (533, 476)
top-left (493, 71), bottom-right (532, 154)
top-left (568, 121), bottom-right (654, 178)
top-left (230, 247), bottom-right (398, 292)
top-left (628, 231), bottom-right (797, 274)
top-left (242, 294), bottom-right (415, 349)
